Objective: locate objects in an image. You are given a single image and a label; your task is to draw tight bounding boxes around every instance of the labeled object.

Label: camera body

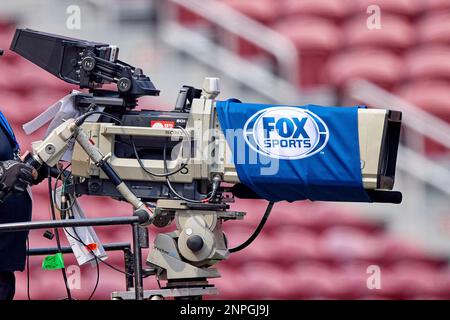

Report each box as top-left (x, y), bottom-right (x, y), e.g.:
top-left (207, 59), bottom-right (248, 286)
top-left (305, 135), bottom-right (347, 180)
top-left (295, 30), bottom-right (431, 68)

top-left (12, 28), bottom-right (402, 205)
top-left (69, 94), bottom-right (401, 202)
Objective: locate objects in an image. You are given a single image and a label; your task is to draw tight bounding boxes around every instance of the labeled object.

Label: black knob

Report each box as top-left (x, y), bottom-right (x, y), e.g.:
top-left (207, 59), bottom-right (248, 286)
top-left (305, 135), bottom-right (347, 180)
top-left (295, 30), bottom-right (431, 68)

top-left (81, 56), bottom-right (95, 71)
top-left (186, 235), bottom-right (204, 252)
top-left (117, 77), bottom-right (132, 92)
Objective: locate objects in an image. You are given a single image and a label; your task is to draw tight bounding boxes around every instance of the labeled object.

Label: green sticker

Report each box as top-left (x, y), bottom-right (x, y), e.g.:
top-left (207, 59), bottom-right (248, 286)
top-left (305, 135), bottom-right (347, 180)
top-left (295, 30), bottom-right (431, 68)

top-left (42, 253), bottom-right (65, 270)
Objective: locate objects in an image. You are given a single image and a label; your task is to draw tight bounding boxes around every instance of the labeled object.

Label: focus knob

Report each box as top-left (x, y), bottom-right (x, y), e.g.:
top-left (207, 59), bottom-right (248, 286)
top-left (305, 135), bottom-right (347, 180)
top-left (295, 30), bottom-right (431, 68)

top-left (117, 77), bottom-right (132, 92)
top-left (81, 56), bottom-right (96, 71)
top-left (186, 235), bottom-right (204, 252)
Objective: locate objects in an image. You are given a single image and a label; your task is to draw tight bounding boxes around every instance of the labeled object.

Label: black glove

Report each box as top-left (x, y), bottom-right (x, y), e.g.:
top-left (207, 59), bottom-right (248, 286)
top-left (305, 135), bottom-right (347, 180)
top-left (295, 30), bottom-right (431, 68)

top-left (0, 160), bottom-right (34, 198)
top-left (31, 163), bottom-right (49, 186)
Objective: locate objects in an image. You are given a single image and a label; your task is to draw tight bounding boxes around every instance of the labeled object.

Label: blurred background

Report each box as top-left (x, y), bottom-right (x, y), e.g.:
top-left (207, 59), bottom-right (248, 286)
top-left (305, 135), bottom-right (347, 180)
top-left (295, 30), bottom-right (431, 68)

top-left (0, 0), bottom-right (450, 300)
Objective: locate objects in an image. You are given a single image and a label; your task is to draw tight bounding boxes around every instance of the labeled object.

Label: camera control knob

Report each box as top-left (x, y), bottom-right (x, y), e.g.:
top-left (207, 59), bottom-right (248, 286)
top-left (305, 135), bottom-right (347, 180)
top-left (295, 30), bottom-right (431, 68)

top-left (118, 77), bottom-right (132, 92)
top-left (186, 235), bottom-right (204, 252)
top-left (81, 56), bottom-right (95, 71)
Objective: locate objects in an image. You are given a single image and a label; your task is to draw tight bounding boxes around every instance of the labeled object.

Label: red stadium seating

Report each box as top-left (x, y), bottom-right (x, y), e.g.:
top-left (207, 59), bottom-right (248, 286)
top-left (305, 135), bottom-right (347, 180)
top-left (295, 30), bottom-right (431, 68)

top-left (273, 17), bottom-right (342, 87)
top-left (404, 46), bottom-right (450, 81)
top-left (318, 226), bottom-right (385, 263)
top-left (272, 17), bottom-right (342, 51)
top-left (227, 226), bottom-right (322, 266)
top-left (395, 79), bottom-right (450, 153)
top-left (327, 48), bottom-right (404, 90)
top-left (417, 11), bottom-right (450, 45)
top-left (349, 0), bottom-right (423, 17)
top-left (342, 14), bottom-right (415, 52)
top-left (395, 80), bottom-right (450, 120)
top-left (223, 0), bottom-right (282, 24)
top-left (289, 261), bottom-right (338, 299)
top-left (282, 0), bottom-right (352, 20)
top-left (221, 0), bottom-right (284, 57)
top-left (423, 0), bottom-right (450, 12)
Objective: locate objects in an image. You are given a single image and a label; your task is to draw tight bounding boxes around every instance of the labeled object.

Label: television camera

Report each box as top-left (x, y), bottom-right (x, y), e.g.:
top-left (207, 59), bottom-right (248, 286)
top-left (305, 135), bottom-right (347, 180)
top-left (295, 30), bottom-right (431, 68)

top-left (10, 29), bottom-right (402, 299)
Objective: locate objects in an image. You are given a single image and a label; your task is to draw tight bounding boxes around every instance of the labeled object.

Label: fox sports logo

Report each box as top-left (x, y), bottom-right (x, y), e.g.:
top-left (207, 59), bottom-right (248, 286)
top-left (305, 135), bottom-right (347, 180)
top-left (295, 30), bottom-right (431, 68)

top-left (243, 107), bottom-right (329, 160)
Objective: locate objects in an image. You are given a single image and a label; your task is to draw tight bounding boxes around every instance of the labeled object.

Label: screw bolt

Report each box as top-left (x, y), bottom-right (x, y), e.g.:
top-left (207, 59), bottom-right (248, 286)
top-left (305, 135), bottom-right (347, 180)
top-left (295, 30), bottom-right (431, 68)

top-left (117, 77), bottom-right (131, 92)
top-left (81, 56), bottom-right (95, 71)
top-left (45, 144), bottom-right (55, 154)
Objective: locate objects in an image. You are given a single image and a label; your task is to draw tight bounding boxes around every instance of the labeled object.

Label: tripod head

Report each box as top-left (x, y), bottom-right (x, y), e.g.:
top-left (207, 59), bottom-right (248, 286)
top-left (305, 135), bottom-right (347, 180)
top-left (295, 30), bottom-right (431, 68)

top-left (10, 29), bottom-right (159, 108)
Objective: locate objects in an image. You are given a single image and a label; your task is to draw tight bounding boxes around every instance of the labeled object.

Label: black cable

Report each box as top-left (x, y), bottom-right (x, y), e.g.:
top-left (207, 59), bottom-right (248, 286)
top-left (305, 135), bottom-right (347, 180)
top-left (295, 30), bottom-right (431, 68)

top-left (77, 111), bottom-right (214, 203)
top-left (47, 170), bottom-right (73, 300)
top-left (77, 111), bottom-right (199, 197)
top-left (37, 110), bottom-right (129, 299)
top-left (130, 126), bottom-right (191, 177)
top-left (89, 258), bottom-right (100, 300)
top-left (75, 111), bottom-right (122, 126)
top-left (53, 163), bottom-right (75, 213)
top-left (64, 226), bottom-right (133, 277)
top-left (49, 110), bottom-right (133, 278)
top-left (163, 142), bottom-right (211, 203)
top-left (58, 192), bottom-right (100, 301)
top-left (131, 137), bottom-right (188, 178)
top-left (62, 227), bottom-right (99, 300)
top-left (26, 237), bottom-right (31, 300)
top-left (77, 110), bottom-right (190, 178)
top-left (229, 201), bottom-right (274, 253)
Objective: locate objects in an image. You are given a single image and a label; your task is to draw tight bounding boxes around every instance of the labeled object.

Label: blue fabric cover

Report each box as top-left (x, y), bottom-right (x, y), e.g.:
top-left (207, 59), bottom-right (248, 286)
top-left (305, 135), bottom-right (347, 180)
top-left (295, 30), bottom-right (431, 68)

top-left (215, 100), bottom-right (371, 202)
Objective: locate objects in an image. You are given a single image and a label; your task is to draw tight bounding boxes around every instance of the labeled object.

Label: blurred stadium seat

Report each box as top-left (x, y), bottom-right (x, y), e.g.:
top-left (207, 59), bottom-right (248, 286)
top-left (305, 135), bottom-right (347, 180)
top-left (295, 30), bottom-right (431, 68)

top-left (327, 49), bottom-right (404, 90)
top-left (272, 17), bottom-right (341, 87)
top-left (221, 0), bottom-right (283, 57)
top-left (403, 46), bottom-right (450, 81)
top-left (222, 0), bottom-right (282, 24)
top-left (423, 0), bottom-right (450, 12)
top-left (282, 0), bottom-right (352, 21)
top-left (342, 14), bottom-right (415, 52)
top-left (349, 0), bottom-right (423, 17)
top-left (417, 11), bottom-right (450, 45)
top-left (395, 80), bottom-right (450, 121)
